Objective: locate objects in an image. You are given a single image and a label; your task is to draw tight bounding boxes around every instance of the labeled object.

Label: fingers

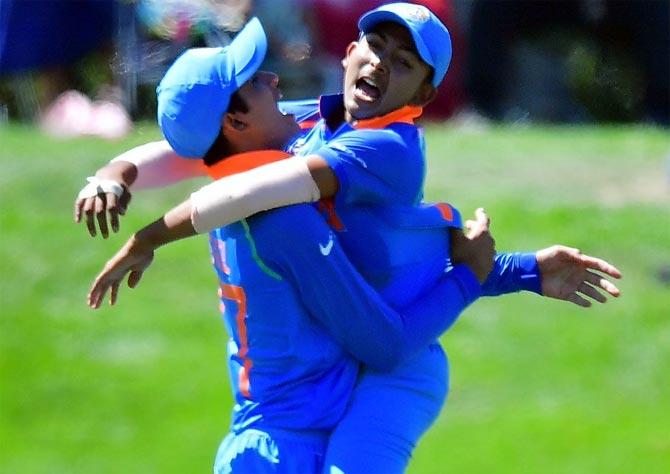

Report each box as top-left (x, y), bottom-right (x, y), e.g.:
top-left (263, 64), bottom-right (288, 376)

top-left (74, 198), bottom-right (84, 223)
top-left (82, 197), bottom-right (97, 237)
top-left (95, 196), bottom-right (109, 239)
top-left (87, 273), bottom-right (110, 309)
top-left (584, 270), bottom-right (621, 297)
top-left (127, 270), bottom-right (144, 288)
top-left (78, 193), bottom-right (125, 238)
top-left (557, 246), bottom-right (622, 280)
top-left (578, 282), bottom-right (607, 303)
top-left (475, 208), bottom-right (490, 229)
top-left (110, 280), bottom-right (120, 306)
top-left (567, 292), bottom-right (591, 308)
top-left (118, 190), bottom-right (131, 216)
top-left (465, 208), bottom-right (491, 238)
top-left (106, 192), bottom-right (120, 233)
top-left (579, 254), bottom-right (622, 279)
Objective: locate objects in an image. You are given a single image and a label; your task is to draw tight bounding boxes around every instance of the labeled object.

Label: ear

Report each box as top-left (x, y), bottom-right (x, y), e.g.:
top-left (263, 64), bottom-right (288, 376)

top-left (341, 41), bottom-right (358, 69)
top-left (410, 82), bottom-right (437, 107)
top-left (222, 112), bottom-right (248, 133)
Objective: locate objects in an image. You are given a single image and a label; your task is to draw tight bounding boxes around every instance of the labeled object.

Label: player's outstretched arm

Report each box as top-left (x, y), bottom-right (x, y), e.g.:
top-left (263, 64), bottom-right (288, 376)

top-left (74, 140), bottom-right (206, 238)
top-left (87, 201), bottom-right (195, 308)
top-left (536, 245), bottom-right (622, 307)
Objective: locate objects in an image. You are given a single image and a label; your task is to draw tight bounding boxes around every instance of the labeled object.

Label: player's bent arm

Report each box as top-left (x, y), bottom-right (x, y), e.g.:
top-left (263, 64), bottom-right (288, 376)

top-left (190, 157), bottom-right (325, 233)
top-left (112, 143), bottom-right (386, 249)
top-left (190, 134), bottom-right (408, 233)
top-left (161, 130), bottom-right (410, 235)
top-left (253, 205), bottom-right (481, 372)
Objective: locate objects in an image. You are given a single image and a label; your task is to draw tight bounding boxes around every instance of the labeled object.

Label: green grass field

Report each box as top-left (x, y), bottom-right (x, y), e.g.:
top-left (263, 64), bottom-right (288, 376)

top-left (1, 123), bottom-right (668, 473)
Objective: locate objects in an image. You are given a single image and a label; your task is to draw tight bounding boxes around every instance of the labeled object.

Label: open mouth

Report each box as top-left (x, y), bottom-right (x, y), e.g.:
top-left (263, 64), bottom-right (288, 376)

top-left (354, 77), bottom-right (381, 102)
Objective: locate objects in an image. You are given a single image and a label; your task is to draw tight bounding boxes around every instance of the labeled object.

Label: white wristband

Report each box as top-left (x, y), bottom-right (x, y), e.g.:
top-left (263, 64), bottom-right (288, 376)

top-left (190, 158), bottom-right (321, 233)
top-left (77, 176), bottom-right (125, 200)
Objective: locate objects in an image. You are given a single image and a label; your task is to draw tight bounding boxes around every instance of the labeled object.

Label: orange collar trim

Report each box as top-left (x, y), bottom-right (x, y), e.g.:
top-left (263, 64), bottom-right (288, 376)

top-left (206, 150), bottom-right (292, 180)
top-left (352, 105), bottom-right (423, 129)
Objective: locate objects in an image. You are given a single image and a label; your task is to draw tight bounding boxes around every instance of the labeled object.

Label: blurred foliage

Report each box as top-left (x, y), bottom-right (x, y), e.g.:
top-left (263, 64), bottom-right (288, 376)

top-left (567, 40), bottom-right (645, 122)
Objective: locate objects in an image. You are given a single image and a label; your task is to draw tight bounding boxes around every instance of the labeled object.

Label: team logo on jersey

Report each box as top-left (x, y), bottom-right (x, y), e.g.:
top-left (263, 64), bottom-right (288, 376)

top-left (407, 5), bottom-right (430, 23)
top-left (319, 231), bottom-right (335, 256)
top-left (329, 143), bottom-right (367, 168)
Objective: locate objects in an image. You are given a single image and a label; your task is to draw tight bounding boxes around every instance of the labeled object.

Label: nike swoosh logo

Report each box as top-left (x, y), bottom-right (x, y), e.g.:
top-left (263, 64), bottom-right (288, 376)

top-left (319, 233), bottom-right (334, 256)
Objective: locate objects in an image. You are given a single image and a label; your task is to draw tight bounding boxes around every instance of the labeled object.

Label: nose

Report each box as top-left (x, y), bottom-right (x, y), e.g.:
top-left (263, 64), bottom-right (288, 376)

top-left (369, 50), bottom-right (388, 73)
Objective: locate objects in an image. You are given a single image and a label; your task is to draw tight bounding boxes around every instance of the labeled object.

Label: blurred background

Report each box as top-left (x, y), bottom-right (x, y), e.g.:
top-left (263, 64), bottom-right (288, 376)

top-left (0, 0), bottom-right (668, 130)
top-left (1, 1), bottom-right (669, 473)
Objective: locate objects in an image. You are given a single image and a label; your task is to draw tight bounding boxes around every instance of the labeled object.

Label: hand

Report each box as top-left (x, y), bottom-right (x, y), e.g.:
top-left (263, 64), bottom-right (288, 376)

top-left (451, 208), bottom-right (496, 283)
top-left (87, 236), bottom-right (154, 309)
top-left (75, 179), bottom-right (132, 238)
top-left (536, 245), bottom-right (622, 307)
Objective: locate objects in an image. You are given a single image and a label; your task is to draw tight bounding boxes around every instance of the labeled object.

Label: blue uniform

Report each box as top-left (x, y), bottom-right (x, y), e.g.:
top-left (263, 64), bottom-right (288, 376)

top-left (209, 97), bottom-right (541, 473)
top-left (210, 204), bottom-right (480, 473)
top-left (282, 96), bottom-right (540, 473)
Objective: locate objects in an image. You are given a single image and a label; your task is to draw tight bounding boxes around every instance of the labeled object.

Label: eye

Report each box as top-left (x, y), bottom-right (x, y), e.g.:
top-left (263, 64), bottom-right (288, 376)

top-left (365, 34), bottom-right (383, 51)
top-left (394, 55), bottom-right (413, 70)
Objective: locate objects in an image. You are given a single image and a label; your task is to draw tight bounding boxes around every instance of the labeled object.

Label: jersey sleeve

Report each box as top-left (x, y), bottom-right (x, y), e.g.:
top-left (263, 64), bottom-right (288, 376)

top-left (481, 252), bottom-right (542, 296)
top-left (252, 204), bottom-right (481, 372)
top-left (313, 127), bottom-right (425, 206)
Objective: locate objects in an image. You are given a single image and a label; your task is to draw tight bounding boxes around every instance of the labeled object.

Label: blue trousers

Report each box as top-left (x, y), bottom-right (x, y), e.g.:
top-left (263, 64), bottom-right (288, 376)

top-left (324, 343), bottom-right (449, 474)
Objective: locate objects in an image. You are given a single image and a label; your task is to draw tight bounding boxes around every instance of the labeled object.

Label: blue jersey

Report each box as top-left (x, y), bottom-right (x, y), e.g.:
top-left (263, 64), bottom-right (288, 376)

top-left (290, 95), bottom-right (427, 207)
top-left (209, 204), bottom-right (480, 433)
top-left (283, 95), bottom-right (542, 303)
top-left (279, 96), bottom-right (541, 472)
top-left (207, 97), bottom-right (540, 471)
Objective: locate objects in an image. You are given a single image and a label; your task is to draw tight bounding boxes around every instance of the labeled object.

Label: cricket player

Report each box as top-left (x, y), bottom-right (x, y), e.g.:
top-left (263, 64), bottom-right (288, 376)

top-left (81, 5), bottom-right (622, 472)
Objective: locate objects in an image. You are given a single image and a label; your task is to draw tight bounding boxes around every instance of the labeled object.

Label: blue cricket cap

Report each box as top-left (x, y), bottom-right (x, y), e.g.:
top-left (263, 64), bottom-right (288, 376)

top-left (156, 17), bottom-right (267, 158)
top-left (358, 2), bottom-right (452, 88)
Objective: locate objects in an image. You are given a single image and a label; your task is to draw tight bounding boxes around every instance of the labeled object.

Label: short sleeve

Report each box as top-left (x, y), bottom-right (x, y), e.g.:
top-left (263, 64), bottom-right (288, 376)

top-left (314, 126), bottom-right (425, 206)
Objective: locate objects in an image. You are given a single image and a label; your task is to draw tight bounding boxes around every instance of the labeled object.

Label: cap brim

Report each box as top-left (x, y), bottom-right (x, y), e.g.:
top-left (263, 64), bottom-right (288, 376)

top-left (225, 17), bottom-right (267, 88)
top-left (358, 11), bottom-right (433, 70)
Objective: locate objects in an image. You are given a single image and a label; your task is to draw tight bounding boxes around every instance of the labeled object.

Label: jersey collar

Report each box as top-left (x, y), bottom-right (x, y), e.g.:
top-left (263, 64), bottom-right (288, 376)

top-left (318, 93), bottom-right (423, 131)
top-left (205, 150), bottom-right (292, 179)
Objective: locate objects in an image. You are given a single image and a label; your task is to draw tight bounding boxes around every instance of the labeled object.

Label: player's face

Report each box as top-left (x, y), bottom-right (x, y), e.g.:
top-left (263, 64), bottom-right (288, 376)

top-left (233, 71), bottom-right (300, 149)
top-left (342, 22), bottom-right (434, 121)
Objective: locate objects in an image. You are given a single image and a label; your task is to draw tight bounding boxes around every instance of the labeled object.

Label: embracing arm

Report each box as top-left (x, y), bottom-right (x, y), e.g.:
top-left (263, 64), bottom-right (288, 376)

top-left (109, 140), bottom-right (207, 190)
top-left (254, 206), bottom-right (481, 372)
top-left (87, 203), bottom-right (481, 372)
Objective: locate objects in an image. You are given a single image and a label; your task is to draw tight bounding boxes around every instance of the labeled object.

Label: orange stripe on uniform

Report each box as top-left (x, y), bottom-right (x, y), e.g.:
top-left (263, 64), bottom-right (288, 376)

top-left (206, 150), bottom-right (293, 180)
top-left (318, 198), bottom-right (345, 231)
top-left (353, 105), bottom-right (423, 129)
top-left (220, 283), bottom-right (252, 398)
top-left (209, 234), bottom-right (231, 275)
top-left (435, 203), bottom-right (454, 222)
top-left (299, 120), bottom-right (318, 129)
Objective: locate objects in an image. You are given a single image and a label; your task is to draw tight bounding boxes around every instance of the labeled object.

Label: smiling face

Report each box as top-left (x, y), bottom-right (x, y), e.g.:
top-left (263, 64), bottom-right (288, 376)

top-left (342, 22), bottom-right (435, 122)
top-left (224, 70), bottom-right (300, 152)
